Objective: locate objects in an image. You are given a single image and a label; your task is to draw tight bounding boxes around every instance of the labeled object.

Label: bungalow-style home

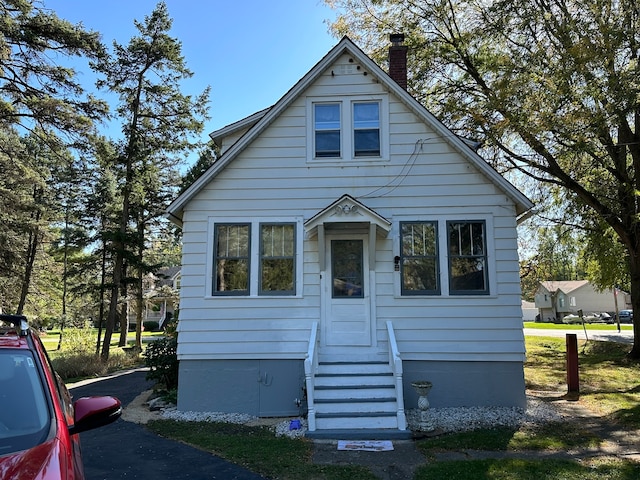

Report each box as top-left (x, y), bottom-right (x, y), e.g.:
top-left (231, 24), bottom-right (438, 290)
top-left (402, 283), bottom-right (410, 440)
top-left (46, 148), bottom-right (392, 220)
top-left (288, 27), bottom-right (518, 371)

top-left (167, 35), bottom-right (533, 437)
top-left (127, 267), bottom-right (181, 331)
top-left (534, 280), bottom-right (630, 323)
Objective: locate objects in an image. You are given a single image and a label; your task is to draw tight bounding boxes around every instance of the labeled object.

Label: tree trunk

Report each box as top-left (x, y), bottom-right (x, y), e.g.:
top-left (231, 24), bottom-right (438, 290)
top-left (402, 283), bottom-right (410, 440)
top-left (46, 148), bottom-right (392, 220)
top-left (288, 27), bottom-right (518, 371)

top-left (118, 297), bottom-right (128, 346)
top-left (102, 157), bottom-right (133, 361)
top-left (628, 251), bottom-right (640, 359)
top-left (135, 214), bottom-right (145, 350)
top-left (101, 256), bottom-right (121, 361)
top-left (17, 209), bottom-right (41, 315)
top-left (95, 234), bottom-right (108, 355)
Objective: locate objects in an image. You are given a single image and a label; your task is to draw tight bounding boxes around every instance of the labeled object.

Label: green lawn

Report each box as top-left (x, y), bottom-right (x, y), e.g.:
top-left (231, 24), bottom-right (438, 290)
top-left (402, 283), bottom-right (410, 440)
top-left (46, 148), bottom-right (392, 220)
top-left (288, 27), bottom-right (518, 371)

top-left (146, 335), bottom-right (640, 480)
top-left (523, 321), bottom-right (633, 330)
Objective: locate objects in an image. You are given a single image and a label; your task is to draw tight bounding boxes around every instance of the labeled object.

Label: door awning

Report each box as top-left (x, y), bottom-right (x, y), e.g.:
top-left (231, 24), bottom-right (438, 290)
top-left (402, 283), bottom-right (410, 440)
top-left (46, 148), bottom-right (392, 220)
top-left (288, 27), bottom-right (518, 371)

top-left (304, 194), bottom-right (391, 238)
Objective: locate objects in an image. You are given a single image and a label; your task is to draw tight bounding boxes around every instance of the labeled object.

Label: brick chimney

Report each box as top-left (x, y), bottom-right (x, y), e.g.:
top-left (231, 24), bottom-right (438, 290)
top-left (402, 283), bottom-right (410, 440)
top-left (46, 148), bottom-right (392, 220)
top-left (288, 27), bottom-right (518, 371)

top-left (388, 33), bottom-right (408, 89)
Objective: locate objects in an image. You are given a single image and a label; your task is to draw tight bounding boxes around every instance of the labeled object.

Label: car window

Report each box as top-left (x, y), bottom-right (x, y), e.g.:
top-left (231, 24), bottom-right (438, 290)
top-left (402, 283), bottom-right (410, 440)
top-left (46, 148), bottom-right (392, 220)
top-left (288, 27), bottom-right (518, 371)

top-left (0, 351), bottom-right (51, 455)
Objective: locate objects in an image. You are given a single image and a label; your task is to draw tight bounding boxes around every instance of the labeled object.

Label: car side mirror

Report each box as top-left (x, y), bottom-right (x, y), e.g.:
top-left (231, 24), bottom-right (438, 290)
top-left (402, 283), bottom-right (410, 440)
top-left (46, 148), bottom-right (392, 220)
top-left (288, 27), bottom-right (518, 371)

top-left (68, 396), bottom-right (122, 436)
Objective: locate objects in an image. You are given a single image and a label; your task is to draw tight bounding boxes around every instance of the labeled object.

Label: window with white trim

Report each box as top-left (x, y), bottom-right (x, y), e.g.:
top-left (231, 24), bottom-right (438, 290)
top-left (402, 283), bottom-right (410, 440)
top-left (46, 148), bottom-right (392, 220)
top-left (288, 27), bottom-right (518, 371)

top-left (212, 222), bottom-right (297, 296)
top-left (213, 223), bottom-right (250, 295)
top-left (309, 96), bottom-right (387, 161)
top-left (400, 222), bottom-right (439, 295)
top-left (447, 221), bottom-right (489, 295)
top-left (353, 102), bottom-right (380, 157)
top-left (314, 103), bottom-right (341, 158)
top-left (259, 223), bottom-right (296, 295)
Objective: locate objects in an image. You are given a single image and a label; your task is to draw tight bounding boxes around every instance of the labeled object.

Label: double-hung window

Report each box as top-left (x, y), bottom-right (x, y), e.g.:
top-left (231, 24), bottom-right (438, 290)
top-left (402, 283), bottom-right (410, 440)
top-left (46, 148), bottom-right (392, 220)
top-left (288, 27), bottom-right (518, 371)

top-left (314, 103), bottom-right (341, 158)
top-left (213, 223), bottom-right (250, 295)
top-left (447, 221), bottom-right (488, 295)
top-left (260, 223), bottom-right (295, 295)
top-left (353, 102), bottom-right (380, 157)
top-left (213, 222), bottom-right (297, 296)
top-left (310, 96), bottom-right (386, 160)
top-left (400, 222), bottom-right (439, 295)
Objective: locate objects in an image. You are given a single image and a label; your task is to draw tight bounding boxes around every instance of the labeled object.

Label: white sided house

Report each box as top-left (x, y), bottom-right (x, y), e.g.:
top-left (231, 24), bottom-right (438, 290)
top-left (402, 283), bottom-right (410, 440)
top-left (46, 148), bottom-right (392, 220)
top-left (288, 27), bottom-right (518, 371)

top-left (167, 36), bottom-right (533, 438)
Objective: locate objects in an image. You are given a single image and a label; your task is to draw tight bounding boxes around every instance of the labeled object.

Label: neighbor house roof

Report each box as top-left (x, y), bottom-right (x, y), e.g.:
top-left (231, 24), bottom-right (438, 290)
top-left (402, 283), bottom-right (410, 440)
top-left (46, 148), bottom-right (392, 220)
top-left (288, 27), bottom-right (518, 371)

top-left (167, 36), bottom-right (534, 224)
top-left (540, 280), bottom-right (589, 294)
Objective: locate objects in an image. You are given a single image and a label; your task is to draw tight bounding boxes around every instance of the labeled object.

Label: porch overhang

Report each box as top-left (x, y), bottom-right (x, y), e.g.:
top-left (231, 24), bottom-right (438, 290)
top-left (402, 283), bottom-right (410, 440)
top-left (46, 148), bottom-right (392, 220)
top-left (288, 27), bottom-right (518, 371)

top-left (304, 195), bottom-right (391, 270)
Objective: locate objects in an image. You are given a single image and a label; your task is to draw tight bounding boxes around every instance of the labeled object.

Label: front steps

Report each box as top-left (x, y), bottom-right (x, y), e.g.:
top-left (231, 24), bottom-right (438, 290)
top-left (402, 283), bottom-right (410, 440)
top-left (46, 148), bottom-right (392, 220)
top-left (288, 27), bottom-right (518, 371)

top-left (306, 361), bottom-right (410, 439)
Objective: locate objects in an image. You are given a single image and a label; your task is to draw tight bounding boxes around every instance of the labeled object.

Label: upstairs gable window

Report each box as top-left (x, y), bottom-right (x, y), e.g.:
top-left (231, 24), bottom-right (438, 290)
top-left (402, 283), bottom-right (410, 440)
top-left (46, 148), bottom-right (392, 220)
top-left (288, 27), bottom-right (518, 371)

top-left (308, 95), bottom-right (387, 161)
top-left (353, 102), bottom-right (380, 157)
top-left (314, 103), bottom-right (341, 158)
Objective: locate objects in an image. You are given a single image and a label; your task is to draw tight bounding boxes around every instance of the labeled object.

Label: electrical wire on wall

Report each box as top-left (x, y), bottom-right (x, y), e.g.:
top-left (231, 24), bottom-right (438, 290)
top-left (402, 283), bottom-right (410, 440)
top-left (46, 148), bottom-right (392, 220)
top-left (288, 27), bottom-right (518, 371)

top-left (360, 138), bottom-right (429, 199)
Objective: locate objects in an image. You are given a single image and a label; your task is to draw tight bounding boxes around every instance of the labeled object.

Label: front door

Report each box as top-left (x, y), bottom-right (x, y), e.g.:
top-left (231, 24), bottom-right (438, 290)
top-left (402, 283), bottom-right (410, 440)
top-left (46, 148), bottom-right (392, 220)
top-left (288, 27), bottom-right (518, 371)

top-left (323, 234), bottom-right (372, 348)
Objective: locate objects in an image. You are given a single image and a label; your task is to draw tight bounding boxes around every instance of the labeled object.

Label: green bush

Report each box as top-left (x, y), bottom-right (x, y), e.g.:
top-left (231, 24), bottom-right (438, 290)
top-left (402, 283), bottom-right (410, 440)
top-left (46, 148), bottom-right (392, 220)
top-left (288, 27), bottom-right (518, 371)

top-left (143, 336), bottom-right (178, 390)
top-left (143, 321), bottom-right (160, 332)
top-left (58, 324), bottom-right (94, 354)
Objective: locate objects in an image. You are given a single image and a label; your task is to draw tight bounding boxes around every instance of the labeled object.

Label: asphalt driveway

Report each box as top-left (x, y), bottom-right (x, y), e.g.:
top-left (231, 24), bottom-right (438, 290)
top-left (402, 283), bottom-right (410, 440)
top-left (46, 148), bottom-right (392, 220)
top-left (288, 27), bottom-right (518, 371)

top-left (69, 369), bottom-right (267, 480)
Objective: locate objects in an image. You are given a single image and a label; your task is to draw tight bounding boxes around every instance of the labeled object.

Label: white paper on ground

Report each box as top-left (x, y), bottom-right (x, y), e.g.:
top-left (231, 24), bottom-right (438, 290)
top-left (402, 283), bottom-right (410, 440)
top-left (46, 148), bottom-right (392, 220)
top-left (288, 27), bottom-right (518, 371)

top-left (337, 440), bottom-right (394, 452)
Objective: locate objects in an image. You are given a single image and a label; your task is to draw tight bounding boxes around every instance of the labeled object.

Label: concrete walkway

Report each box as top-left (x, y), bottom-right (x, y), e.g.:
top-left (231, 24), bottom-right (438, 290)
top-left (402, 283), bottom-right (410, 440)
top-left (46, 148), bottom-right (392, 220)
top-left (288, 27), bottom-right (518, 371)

top-left (311, 390), bottom-right (640, 479)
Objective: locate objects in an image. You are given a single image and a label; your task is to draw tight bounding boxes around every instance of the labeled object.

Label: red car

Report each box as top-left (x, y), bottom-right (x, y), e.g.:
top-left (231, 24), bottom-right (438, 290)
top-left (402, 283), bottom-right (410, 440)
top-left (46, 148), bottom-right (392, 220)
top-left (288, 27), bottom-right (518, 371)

top-left (0, 314), bottom-right (121, 479)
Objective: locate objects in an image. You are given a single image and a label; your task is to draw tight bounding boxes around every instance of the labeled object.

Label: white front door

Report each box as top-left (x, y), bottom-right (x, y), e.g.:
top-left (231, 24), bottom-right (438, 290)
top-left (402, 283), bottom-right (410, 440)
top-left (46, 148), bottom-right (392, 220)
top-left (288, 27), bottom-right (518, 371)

top-left (323, 234), bottom-right (372, 348)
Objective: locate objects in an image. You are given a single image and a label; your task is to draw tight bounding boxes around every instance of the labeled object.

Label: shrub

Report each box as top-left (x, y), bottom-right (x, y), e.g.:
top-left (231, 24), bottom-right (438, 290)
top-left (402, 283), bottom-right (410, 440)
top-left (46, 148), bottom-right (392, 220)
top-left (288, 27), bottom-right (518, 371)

top-left (52, 350), bottom-right (141, 381)
top-left (143, 336), bottom-right (178, 390)
top-left (143, 321), bottom-right (160, 332)
top-left (58, 324), bottom-right (94, 354)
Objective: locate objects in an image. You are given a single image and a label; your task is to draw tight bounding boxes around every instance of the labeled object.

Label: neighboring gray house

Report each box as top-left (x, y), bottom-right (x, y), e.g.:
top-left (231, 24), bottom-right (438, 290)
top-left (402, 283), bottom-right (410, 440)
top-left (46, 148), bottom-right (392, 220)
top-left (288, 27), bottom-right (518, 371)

top-left (534, 280), bottom-right (630, 322)
top-left (167, 36), bottom-right (533, 436)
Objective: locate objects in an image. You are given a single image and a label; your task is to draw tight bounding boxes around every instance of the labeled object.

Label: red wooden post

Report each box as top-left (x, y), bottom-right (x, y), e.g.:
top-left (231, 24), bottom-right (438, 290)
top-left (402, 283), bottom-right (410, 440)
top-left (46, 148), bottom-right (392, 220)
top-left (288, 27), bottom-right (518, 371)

top-left (566, 333), bottom-right (579, 393)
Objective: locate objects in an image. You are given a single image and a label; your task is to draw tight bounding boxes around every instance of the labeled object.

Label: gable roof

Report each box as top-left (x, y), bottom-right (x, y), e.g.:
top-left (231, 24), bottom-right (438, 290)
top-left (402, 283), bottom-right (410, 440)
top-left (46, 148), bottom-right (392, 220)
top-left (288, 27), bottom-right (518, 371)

top-left (304, 194), bottom-right (392, 238)
top-left (540, 280), bottom-right (589, 294)
top-left (167, 36), bottom-right (534, 224)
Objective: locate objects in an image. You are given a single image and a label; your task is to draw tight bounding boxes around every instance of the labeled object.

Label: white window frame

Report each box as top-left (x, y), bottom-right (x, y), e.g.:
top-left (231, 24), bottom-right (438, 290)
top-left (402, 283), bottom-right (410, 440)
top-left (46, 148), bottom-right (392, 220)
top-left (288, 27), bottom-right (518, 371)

top-left (306, 95), bottom-right (389, 163)
top-left (206, 218), bottom-right (303, 298)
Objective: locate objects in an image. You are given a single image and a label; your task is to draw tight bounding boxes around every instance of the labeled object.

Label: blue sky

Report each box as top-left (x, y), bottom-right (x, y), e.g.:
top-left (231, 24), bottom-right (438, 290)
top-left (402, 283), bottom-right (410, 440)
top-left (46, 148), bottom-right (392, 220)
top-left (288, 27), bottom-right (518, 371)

top-left (45, 0), bottom-right (338, 141)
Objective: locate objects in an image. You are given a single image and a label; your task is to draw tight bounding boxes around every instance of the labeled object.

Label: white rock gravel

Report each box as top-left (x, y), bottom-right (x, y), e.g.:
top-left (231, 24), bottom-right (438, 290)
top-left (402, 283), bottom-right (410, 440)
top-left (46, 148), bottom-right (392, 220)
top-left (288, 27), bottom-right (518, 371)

top-left (159, 395), bottom-right (563, 439)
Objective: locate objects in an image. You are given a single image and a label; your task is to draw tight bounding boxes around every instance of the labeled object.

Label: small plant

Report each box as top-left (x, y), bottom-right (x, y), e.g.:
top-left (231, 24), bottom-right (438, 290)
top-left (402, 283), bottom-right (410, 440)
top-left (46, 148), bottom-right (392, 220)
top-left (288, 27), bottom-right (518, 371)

top-left (143, 336), bottom-right (178, 390)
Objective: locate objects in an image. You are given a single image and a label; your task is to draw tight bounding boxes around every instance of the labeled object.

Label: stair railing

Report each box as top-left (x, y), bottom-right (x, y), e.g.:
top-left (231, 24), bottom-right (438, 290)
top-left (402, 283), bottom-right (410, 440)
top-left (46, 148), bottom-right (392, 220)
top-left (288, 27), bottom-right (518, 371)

top-left (304, 321), bottom-right (319, 431)
top-left (386, 320), bottom-right (407, 430)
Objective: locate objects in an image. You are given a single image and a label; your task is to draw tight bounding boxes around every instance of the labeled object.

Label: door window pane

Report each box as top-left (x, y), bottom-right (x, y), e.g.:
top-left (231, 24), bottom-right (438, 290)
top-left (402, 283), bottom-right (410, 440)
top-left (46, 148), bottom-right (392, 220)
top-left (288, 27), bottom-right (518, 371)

top-left (331, 240), bottom-right (363, 298)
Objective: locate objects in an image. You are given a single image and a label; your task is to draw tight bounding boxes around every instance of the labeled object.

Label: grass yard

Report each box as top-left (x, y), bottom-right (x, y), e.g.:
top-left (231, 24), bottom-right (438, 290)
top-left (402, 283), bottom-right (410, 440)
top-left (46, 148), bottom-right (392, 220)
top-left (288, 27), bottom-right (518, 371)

top-left (523, 321), bottom-right (633, 331)
top-left (42, 327), bottom-right (163, 381)
top-left (146, 335), bottom-right (640, 479)
top-left (524, 336), bottom-right (640, 427)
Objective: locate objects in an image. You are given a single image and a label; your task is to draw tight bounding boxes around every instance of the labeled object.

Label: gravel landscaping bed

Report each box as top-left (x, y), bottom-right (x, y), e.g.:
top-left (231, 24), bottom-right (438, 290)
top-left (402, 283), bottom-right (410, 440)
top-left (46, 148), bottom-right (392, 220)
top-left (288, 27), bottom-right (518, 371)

top-left (159, 395), bottom-right (564, 439)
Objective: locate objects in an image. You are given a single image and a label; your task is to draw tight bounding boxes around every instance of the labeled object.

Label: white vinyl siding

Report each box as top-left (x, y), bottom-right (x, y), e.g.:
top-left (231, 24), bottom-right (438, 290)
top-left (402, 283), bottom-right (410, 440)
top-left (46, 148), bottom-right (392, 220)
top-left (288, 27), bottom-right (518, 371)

top-left (176, 52), bottom-right (525, 363)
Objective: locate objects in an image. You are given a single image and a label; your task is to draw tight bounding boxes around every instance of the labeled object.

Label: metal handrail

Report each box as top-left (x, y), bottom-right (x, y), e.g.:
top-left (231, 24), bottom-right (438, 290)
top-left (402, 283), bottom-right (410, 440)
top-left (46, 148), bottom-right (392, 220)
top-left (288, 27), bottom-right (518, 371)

top-left (386, 320), bottom-right (407, 430)
top-left (304, 321), bottom-right (319, 431)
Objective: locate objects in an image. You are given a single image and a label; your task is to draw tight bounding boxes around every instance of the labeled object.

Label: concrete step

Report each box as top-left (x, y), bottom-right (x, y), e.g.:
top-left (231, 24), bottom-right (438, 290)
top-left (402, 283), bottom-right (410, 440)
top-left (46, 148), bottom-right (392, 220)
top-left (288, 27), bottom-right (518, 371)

top-left (315, 398), bottom-right (398, 414)
top-left (315, 412), bottom-right (399, 430)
